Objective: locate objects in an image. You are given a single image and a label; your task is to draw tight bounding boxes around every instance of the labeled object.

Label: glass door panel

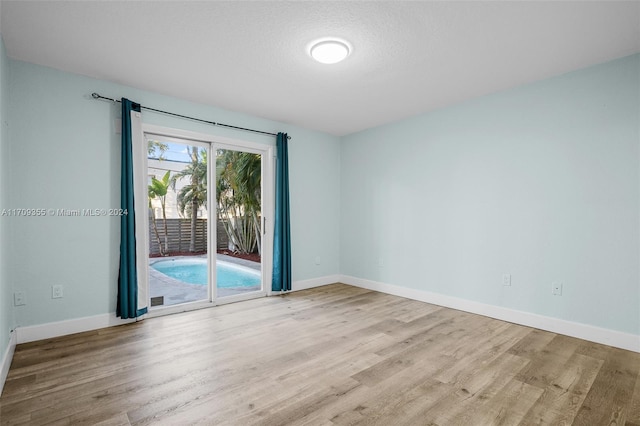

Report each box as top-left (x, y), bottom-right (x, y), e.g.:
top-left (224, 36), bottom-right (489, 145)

top-left (147, 136), bottom-right (210, 307)
top-left (215, 148), bottom-right (263, 299)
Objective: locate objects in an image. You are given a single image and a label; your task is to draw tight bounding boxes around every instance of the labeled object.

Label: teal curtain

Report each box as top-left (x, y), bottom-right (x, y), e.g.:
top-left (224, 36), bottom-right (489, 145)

top-left (272, 132), bottom-right (292, 292)
top-left (117, 98), bottom-right (147, 318)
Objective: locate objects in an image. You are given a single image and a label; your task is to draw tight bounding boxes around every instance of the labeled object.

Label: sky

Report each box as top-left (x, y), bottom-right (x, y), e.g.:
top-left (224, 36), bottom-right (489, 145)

top-left (148, 139), bottom-right (196, 163)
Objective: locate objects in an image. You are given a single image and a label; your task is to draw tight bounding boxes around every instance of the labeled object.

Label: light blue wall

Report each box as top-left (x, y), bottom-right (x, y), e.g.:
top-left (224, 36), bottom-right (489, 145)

top-left (341, 54), bottom-right (640, 335)
top-left (0, 35), bottom-right (12, 356)
top-left (7, 60), bottom-right (341, 327)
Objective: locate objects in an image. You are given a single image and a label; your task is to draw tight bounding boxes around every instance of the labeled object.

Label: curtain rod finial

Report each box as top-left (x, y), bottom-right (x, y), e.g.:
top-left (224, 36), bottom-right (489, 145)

top-left (91, 92), bottom-right (100, 99)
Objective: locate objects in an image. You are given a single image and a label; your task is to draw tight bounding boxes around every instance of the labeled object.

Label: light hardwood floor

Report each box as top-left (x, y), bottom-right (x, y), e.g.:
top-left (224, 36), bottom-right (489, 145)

top-left (1, 283), bottom-right (639, 425)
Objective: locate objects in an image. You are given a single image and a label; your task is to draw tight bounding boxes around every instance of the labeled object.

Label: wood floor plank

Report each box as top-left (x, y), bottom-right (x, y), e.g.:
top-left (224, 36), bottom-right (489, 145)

top-left (519, 352), bottom-right (603, 425)
top-left (296, 344), bottom-right (457, 425)
top-left (572, 345), bottom-right (640, 425)
top-left (628, 372), bottom-right (640, 426)
top-left (93, 413), bottom-right (132, 426)
top-left (451, 378), bottom-right (543, 426)
top-left (372, 307), bottom-right (476, 359)
top-left (332, 378), bottom-right (454, 426)
top-left (1, 283), bottom-right (639, 425)
top-left (433, 321), bottom-right (531, 385)
top-left (425, 352), bottom-right (532, 425)
top-left (514, 334), bottom-right (582, 389)
top-left (506, 328), bottom-right (557, 359)
top-left (486, 379), bottom-right (544, 425)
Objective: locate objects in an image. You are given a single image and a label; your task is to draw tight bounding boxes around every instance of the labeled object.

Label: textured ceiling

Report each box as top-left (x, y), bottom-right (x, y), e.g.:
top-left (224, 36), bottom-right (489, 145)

top-left (1, 1), bottom-right (639, 136)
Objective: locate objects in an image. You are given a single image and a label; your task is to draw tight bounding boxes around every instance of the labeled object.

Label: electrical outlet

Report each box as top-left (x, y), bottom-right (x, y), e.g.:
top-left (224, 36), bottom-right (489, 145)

top-left (314, 256), bottom-right (321, 265)
top-left (502, 274), bottom-right (511, 286)
top-left (52, 285), bottom-right (63, 299)
top-left (552, 282), bottom-right (563, 296)
top-left (14, 291), bottom-right (26, 306)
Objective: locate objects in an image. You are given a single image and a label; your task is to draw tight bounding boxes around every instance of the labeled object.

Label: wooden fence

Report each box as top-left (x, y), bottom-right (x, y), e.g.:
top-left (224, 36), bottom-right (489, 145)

top-left (148, 218), bottom-right (229, 255)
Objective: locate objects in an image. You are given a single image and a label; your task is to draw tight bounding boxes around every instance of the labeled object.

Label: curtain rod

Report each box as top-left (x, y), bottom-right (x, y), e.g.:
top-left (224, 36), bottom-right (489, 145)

top-left (91, 92), bottom-right (289, 139)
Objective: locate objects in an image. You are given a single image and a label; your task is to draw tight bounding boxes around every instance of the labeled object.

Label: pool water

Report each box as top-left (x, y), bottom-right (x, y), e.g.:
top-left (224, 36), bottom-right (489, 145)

top-left (151, 258), bottom-right (260, 288)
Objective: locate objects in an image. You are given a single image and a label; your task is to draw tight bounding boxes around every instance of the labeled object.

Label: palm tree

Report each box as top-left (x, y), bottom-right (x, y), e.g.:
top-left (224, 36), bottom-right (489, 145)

top-left (147, 140), bottom-right (168, 159)
top-left (234, 151), bottom-right (261, 254)
top-left (148, 191), bottom-right (163, 256)
top-left (172, 147), bottom-right (207, 252)
top-left (147, 139), bottom-right (170, 256)
top-left (148, 170), bottom-right (171, 255)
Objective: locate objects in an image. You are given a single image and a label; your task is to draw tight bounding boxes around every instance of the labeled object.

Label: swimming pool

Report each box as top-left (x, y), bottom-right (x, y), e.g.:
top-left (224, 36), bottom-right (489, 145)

top-left (151, 258), bottom-right (260, 288)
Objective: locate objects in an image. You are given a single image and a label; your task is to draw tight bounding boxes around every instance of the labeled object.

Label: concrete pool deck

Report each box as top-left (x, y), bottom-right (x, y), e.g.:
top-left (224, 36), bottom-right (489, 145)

top-left (149, 254), bottom-right (261, 307)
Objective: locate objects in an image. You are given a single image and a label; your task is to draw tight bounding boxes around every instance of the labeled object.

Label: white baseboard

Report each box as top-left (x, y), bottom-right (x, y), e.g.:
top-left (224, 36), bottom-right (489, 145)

top-left (16, 313), bottom-right (137, 344)
top-left (340, 275), bottom-right (640, 353)
top-left (0, 330), bottom-right (17, 396)
top-left (292, 274), bottom-right (341, 292)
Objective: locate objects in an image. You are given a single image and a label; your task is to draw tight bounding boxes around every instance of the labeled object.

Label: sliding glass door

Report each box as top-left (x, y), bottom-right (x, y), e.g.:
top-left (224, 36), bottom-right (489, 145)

top-left (143, 129), bottom-right (272, 312)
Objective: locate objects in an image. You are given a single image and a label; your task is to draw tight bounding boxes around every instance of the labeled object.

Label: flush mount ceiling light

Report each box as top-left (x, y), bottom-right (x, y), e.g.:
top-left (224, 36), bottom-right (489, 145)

top-left (309, 39), bottom-right (351, 64)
